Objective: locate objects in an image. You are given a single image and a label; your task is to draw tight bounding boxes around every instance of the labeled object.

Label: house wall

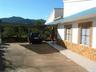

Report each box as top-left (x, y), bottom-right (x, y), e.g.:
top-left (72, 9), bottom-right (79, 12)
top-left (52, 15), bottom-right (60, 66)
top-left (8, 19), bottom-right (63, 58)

top-left (57, 18), bottom-right (96, 61)
top-left (63, 0), bottom-right (96, 17)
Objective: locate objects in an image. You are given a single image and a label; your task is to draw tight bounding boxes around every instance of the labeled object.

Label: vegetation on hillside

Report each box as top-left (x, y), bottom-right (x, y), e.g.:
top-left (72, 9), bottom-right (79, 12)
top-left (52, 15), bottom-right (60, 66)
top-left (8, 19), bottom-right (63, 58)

top-left (0, 17), bottom-right (51, 42)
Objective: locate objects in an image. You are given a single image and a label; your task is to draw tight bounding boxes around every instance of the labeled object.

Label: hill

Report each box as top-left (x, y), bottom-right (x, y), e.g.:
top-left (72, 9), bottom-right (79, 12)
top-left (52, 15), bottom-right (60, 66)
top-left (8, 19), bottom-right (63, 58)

top-left (0, 16), bottom-right (36, 25)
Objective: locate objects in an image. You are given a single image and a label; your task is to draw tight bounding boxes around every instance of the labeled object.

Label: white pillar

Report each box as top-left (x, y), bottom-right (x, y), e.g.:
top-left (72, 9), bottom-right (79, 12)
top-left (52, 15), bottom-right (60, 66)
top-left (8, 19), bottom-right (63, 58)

top-left (57, 24), bottom-right (65, 40)
top-left (92, 18), bottom-right (96, 49)
top-left (72, 23), bottom-right (78, 44)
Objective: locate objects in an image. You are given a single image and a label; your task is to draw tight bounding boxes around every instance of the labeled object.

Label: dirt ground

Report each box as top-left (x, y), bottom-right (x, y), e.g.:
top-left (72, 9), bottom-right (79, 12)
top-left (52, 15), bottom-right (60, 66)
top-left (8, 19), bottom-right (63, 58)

top-left (0, 43), bottom-right (87, 72)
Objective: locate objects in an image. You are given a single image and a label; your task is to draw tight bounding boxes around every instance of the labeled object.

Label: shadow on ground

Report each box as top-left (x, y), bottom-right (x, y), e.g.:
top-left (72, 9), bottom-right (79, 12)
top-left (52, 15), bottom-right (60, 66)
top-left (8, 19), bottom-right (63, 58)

top-left (20, 42), bottom-right (59, 54)
top-left (0, 43), bottom-right (15, 72)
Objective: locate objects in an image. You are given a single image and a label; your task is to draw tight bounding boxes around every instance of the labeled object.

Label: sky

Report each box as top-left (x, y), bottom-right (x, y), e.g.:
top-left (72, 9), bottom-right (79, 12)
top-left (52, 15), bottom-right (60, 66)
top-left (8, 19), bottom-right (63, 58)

top-left (0, 0), bottom-right (63, 20)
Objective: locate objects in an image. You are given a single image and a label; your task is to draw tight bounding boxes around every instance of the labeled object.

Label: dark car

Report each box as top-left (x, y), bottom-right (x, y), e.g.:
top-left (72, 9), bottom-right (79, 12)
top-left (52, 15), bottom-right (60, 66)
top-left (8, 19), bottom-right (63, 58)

top-left (28, 32), bottom-right (42, 44)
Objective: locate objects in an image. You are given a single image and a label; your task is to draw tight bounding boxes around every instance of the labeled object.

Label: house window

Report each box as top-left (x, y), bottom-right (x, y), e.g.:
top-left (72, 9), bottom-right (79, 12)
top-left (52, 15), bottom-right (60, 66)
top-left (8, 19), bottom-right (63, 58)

top-left (65, 25), bottom-right (72, 41)
top-left (79, 22), bottom-right (92, 46)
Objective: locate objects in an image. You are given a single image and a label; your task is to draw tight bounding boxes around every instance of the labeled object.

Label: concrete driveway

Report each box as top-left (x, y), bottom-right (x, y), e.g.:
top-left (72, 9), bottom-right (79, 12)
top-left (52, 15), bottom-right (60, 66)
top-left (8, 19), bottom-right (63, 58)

top-left (0, 43), bottom-right (87, 72)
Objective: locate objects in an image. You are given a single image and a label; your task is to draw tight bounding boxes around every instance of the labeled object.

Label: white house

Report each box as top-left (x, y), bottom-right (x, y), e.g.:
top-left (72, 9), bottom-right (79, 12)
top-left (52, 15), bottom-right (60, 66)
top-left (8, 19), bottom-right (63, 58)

top-left (45, 0), bottom-right (96, 61)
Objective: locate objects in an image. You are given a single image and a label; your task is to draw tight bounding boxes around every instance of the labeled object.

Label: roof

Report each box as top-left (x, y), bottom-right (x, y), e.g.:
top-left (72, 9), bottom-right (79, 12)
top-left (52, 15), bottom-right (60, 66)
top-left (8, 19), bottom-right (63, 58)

top-left (46, 7), bottom-right (96, 25)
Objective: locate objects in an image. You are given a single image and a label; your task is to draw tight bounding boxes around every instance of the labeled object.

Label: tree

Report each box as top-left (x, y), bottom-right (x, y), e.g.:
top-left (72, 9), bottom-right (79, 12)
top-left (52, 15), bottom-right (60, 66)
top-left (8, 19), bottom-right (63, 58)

top-left (35, 19), bottom-right (46, 29)
top-left (1, 19), bottom-right (46, 42)
top-left (0, 19), bottom-right (2, 23)
top-left (2, 25), bottom-right (15, 38)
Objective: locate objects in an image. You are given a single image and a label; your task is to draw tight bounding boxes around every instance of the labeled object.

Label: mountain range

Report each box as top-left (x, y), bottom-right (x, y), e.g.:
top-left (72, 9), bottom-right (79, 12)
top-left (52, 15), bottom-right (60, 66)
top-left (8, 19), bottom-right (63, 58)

top-left (0, 16), bottom-right (45, 25)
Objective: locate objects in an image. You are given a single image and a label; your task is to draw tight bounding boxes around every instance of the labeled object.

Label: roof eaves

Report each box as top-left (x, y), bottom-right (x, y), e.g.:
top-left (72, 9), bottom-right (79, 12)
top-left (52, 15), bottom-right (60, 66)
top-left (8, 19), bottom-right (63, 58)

top-left (46, 7), bottom-right (96, 25)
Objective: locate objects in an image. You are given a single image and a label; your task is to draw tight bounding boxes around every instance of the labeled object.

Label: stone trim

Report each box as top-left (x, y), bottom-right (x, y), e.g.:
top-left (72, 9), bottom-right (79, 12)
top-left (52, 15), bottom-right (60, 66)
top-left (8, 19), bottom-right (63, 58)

top-left (57, 39), bottom-right (96, 61)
